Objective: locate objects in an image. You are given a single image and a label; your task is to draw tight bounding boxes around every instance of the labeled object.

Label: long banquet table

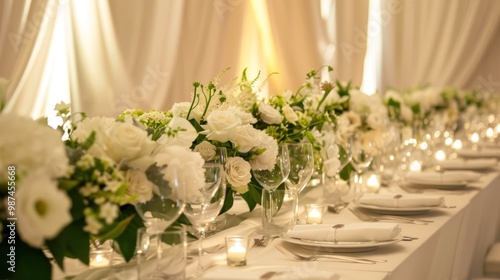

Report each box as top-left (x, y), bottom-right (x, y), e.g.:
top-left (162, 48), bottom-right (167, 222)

top-left (54, 167), bottom-right (500, 280)
top-left (199, 169), bottom-right (500, 280)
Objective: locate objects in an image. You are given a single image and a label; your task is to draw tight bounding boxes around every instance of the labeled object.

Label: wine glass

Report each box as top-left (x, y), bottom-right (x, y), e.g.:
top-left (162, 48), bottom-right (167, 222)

top-left (349, 133), bottom-right (375, 199)
top-left (285, 142), bottom-right (314, 225)
top-left (321, 138), bottom-right (352, 213)
top-left (134, 165), bottom-right (186, 233)
top-left (252, 145), bottom-right (290, 234)
top-left (182, 163), bottom-right (225, 277)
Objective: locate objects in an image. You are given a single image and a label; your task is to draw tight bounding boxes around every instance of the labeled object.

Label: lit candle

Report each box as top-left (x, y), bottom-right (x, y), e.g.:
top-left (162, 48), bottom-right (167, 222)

top-left (409, 160), bottom-right (422, 172)
top-left (305, 204), bottom-right (323, 224)
top-left (225, 236), bottom-right (249, 267)
top-left (365, 174), bottom-right (381, 193)
top-left (89, 254), bottom-right (110, 268)
top-left (470, 132), bottom-right (480, 144)
top-left (452, 139), bottom-right (462, 150)
top-left (435, 150), bottom-right (446, 161)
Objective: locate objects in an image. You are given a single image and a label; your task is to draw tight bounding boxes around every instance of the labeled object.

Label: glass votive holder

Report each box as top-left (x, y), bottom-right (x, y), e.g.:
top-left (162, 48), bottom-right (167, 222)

top-left (305, 204), bottom-right (324, 224)
top-left (225, 236), bottom-right (249, 267)
top-left (89, 240), bottom-right (113, 269)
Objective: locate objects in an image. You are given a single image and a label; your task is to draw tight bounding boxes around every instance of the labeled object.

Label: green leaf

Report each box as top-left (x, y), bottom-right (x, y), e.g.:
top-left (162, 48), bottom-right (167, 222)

top-left (58, 219), bottom-right (90, 265)
top-left (114, 205), bottom-right (145, 262)
top-left (96, 212), bottom-right (135, 241)
top-left (80, 131), bottom-right (96, 150)
top-left (340, 163), bottom-right (354, 181)
top-left (220, 188), bottom-right (234, 214)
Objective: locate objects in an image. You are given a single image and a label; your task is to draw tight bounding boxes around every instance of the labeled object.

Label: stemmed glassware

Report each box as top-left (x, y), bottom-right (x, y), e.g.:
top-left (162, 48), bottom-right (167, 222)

top-left (285, 142), bottom-right (314, 225)
top-left (182, 163), bottom-right (225, 277)
top-left (321, 138), bottom-right (352, 212)
top-left (349, 133), bottom-right (375, 198)
top-left (252, 145), bottom-right (290, 234)
top-left (134, 165), bottom-right (186, 233)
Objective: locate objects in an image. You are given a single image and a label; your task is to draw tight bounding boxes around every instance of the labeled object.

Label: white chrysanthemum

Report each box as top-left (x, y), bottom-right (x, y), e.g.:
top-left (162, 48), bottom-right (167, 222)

top-left (0, 114), bottom-right (69, 183)
top-left (16, 171), bottom-right (72, 248)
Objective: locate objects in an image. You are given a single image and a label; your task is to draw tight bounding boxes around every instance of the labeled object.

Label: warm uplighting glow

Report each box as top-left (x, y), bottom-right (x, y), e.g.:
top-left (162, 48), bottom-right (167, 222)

top-left (496, 123), bottom-right (500, 133)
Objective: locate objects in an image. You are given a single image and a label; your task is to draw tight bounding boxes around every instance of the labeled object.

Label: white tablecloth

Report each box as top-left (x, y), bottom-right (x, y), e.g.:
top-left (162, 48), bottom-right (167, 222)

top-left (54, 169), bottom-right (500, 280)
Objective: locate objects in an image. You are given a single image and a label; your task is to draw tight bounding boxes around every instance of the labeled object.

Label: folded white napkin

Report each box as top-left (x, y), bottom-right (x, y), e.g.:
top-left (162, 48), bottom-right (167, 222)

top-left (202, 266), bottom-right (341, 280)
top-left (287, 223), bottom-right (401, 242)
top-left (440, 158), bottom-right (497, 170)
top-left (358, 193), bottom-right (444, 208)
top-left (405, 171), bottom-right (479, 183)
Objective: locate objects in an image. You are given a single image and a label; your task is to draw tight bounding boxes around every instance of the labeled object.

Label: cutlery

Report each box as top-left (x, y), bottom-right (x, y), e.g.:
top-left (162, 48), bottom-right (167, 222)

top-left (254, 234), bottom-right (279, 247)
top-left (274, 243), bottom-right (384, 264)
top-left (348, 207), bottom-right (430, 225)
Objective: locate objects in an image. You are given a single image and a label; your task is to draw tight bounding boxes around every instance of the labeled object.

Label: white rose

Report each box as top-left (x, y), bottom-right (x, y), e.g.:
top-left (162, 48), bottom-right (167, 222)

top-left (126, 169), bottom-right (154, 203)
top-left (202, 110), bottom-right (241, 143)
top-left (230, 125), bottom-right (259, 153)
top-left (157, 117), bottom-right (198, 148)
top-left (193, 141), bottom-right (216, 161)
top-left (366, 112), bottom-right (384, 130)
top-left (104, 122), bottom-right (156, 167)
top-left (225, 157), bottom-right (251, 193)
top-left (283, 105), bottom-right (299, 125)
top-left (16, 171), bottom-right (72, 248)
top-left (258, 103), bottom-right (283, 125)
top-left (227, 106), bottom-right (257, 125)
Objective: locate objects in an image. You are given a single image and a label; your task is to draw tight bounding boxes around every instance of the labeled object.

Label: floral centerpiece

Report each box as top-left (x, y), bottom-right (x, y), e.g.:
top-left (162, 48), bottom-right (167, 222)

top-left (0, 103), bottom-right (205, 279)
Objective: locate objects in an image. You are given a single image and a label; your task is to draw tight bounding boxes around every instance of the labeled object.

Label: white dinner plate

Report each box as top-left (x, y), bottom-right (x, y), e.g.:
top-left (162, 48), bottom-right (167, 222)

top-left (280, 233), bottom-right (403, 253)
top-left (403, 178), bottom-right (468, 189)
top-left (352, 201), bottom-right (440, 215)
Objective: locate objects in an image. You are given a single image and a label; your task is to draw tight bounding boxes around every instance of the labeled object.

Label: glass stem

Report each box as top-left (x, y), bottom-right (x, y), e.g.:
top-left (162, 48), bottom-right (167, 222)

top-left (292, 191), bottom-right (299, 224)
top-left (197, 229), bottom-right (205, 273)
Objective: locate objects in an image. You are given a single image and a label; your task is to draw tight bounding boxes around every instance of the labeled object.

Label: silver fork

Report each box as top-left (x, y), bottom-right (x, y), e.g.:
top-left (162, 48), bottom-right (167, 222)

top-left (348, 207), bottom-right (430, 225)
top-left (274, 243), bottom-right (383, 264)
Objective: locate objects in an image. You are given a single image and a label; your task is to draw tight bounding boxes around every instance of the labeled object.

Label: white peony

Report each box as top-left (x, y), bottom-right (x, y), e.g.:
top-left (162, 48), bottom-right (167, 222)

top-left (250, 132), bottom-right (279, 171)
top-left (0, 114), bottom-right (69, 183)
top-left (154, 145), bottom-right (205, 202)
top-left (202, 110), bottom-right (241, 143)
top-left (230, 125), bottom-right (260, 153)
top-left (126, 169), bottom-right (154, 203)
top-left (258, 103), bottom-right (283, 125)
top-left (157, 117), bottom-right (198, 148)
top-left (225, 157), bottom-right (251, 193)
top-left (16, 171), bottom-right (72, 248)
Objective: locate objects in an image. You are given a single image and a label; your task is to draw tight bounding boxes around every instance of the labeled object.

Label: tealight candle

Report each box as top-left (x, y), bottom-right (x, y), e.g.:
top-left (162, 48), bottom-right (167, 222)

top-left (409, 160), bottom-right (422, 172)
top-left (225, 236), bottom-right (249, 267)
top-left (435, 149), bottom-right (446, 161)
top-left (89, 253), bottom-right (110, 268)
top-left (305, 204), bottom-right (323, 224)
top-left (365, 174), bottom-right (381, 193)
top-left (89, 240), bottom-right (113, 269)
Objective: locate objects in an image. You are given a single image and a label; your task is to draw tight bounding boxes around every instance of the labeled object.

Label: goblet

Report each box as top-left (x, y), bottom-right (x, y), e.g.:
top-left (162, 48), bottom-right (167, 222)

top-left (285, 142), bottom-right (314, 225)
top-left (252, 145), bottom-right (290, 234)
top-left (134, 165), bottom-right (186, 233)
top-left (322, 139), bottom-right (352, 212)
top-left (349, 133), bottom-right (375, 199)
top-left (182, 163), bottom-right (225, 277)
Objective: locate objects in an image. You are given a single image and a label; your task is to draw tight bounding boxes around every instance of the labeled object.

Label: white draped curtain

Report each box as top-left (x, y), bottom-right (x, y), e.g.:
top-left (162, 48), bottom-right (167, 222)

top-left (0, 0), bottom-right (498, 119)
top-left (376, 0), bottom-right (500, 93)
